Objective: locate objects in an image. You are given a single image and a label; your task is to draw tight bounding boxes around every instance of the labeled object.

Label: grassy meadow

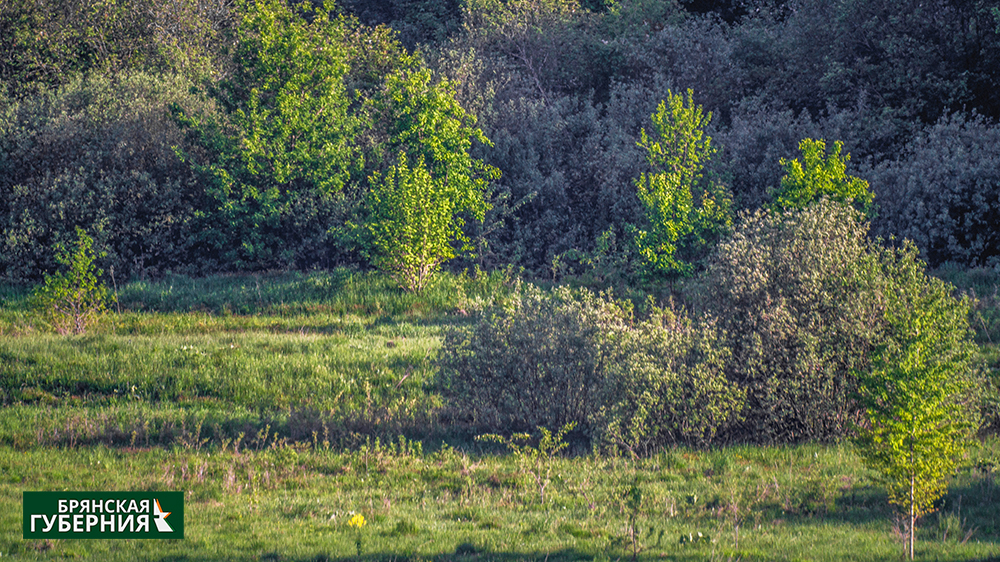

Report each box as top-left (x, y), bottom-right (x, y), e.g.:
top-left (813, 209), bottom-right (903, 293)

top-left (0, 268), bottom-right (998, 561)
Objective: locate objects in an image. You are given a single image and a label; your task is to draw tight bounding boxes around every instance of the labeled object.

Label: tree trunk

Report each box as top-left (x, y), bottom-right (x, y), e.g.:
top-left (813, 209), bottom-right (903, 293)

top-left (909, 474), bottom-right (915, 560)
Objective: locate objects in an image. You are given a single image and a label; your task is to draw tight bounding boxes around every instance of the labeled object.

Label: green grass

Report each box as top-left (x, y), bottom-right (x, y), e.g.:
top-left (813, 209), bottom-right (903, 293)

top-left (0, 268), bottom-right (998, 560)
top-left (0, 268), bottom-right (513, 449)
top-left (0, 442), bottom-right (997, 561)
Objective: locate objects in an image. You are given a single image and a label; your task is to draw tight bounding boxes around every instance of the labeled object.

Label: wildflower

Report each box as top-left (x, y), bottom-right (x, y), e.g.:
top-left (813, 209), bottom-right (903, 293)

top-left (348, 513), bottom-right (366, 529)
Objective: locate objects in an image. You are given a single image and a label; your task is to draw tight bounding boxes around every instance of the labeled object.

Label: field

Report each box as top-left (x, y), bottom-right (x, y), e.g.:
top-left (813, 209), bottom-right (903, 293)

top-left (0, 269), bottom-right (998, 561)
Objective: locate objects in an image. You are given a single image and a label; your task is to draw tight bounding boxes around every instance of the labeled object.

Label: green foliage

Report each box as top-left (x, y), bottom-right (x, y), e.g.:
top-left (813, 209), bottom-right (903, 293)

top-left (360, 59), bottom-right (497, 290)
top-left (598, 301), bottom-right (741, 452)
top-left (0, 71), bottom-right (214, 282)
top-left (632, 89), bottom-right (732, 280)
top-left (439, 283), bottom-right (740, 448)
top-left (704, 200), bottom-right (884, 442)
top-left (365, 154), bottom-right (470, 292)
top-left (439, 283), bottom-right (631, 434)
top-left (337, 0), bottom-right (464, 48)
top-left (31, 228), bottom-right (111, 335)
top-left (854, 243), bottom-right (980, 558)
top-left (772, 138), bottom-right (872, 214)
top-left (0, 0), bottom-right (230, 95)
top-left (460, 0), bottom-right (614, 99)
top-left (175, 0), bottom-right (358, 270)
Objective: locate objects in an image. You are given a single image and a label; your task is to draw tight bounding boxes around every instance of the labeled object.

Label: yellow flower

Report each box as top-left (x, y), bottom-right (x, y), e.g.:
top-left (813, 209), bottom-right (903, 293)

top-left (348, 513), bottom-right (366, 529)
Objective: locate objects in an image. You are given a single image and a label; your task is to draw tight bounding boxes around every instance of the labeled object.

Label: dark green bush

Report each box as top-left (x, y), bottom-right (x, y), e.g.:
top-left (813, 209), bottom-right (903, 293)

top-left (703, 198), bottom-right (987, 442)
top-left (438, 283), bottom-right (630, 434)
top-left (0, 0), bottom-right (231, 96)
top-left (0, 71), bottom-right (218, 282)
top-left (868, 113), bottom-right (1000, 268)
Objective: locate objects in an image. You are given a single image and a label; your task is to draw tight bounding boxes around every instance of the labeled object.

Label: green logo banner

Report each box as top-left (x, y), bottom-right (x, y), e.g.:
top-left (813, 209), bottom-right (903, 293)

top-left (23, 492), bottom-right (184, 539)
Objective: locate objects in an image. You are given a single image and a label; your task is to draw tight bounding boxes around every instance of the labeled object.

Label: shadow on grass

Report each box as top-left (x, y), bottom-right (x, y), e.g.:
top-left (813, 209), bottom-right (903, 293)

top-left (149, 546), bottom-right (1000, 562)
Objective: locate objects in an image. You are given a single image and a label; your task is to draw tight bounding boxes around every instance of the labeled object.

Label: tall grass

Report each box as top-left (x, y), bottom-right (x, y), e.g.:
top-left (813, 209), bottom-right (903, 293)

top-left (0, 440), bottom-right (997, 561)
top-left (0, 268), bottom-right (515, 448)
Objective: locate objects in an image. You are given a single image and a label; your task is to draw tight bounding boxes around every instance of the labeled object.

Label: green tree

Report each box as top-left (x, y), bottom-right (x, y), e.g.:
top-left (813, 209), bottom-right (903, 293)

top-left (361, 60), bottom-right (497, 290)
top-left (854, 243), bottom-right (979, 560)
top-left (632, 89), bottom-right (732, 280)
top-left (175, 0), bottom-right (358, 269)
top-left (365, 153), bottom-right (474, 291)
top-left (772, 138), bottom-right (873, 214)
top-left (31, 228), bottom-right (112, 335)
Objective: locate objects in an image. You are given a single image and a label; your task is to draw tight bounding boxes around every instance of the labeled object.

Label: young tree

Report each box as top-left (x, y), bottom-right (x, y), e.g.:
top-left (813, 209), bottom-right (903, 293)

top-left (32, 228), bottom-right (112, 335)
top-left (365, 153), bottom-right (473, 291)
top-left (360, 60), bottom-right (497, 291)
top-left (854, 243), bottom-right (979, 560)
top-left (772, 138), bottom-right (873, 214)
top-left (632, 89), bottom-right (732, 280)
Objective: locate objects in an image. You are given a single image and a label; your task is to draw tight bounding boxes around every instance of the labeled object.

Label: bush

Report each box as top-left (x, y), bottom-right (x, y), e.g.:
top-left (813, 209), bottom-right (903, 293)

top-left (438, 283), bottom-right (631, 434)
top-left (31, 228), bottom-right (111, 335)
top-left (598, 302), bottom-right (741, 452)
top-left (868, 113), bottom-right (1000, 268)
top-left (0, 71), bottom-right (217, 282)
top-left (702, 200), bottom-right (884, 442)
top-left (437, 283), bottom-right (741, 450)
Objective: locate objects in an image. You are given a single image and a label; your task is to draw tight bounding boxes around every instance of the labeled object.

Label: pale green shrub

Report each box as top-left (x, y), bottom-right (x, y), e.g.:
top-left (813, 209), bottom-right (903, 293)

top-left (438, 283), bottom-right (742, 450)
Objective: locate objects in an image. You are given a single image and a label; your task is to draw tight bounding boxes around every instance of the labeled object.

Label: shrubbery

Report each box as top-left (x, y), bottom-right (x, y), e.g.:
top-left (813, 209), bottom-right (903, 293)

top-left (868, 113), bottom-right (1000, 268)
top-left (0, 71), bottom-right (216, 282)
top-left (703, 200), bottom-right (884, 442)
top-left (598, 303), bottom-right (740, 452)
top-left (439, 199), bottom-right (984, 449)
top-left (438, 284), bottom-right (630, 435)
top-left (437, 283), bottom-right (742, 450)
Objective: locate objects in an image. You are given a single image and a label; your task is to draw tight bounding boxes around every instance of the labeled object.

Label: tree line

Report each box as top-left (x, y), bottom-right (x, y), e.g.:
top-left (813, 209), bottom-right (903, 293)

top-left (3, 0), bottom-right (1000, 285)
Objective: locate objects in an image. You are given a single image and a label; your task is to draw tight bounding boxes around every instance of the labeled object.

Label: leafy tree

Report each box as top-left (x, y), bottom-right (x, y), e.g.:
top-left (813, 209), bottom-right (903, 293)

top-left (772, 138), bottom-right (872, 214)
top-left (31, 228), bottom-right (112, 335)
top-left (365, 154), bottom-right (478, 291)
top-left (175, 0), bottom-right (358, 270)
top-left (854, 243), bottom-right (979, 560)
top-left (361, 60), bottom-right (497, 289)
top-left (632, 89), bottom-right (732, 280)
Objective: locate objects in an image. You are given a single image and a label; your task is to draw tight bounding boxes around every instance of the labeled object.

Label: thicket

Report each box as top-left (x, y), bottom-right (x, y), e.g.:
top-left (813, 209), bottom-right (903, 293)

top-left (440, 200), bottom-right (984, 448)
top-left (437, 283), bottom-right (741, 452)
top-left (4, 0), bottom-right (1000, 280)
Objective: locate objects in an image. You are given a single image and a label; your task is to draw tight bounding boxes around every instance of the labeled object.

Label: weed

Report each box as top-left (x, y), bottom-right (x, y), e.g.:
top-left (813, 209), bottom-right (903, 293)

top-left (477, 422), bottom-right (575, 504)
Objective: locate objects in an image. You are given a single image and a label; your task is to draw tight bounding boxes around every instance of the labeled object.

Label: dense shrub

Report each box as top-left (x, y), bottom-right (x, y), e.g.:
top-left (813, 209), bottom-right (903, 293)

top-left (702, 200), bottom-right (885, 442)
top-left (438, 284), bottom-right (631, 434)
top-left (0, 71), bottom-right (218, 282)
top-left (868, 113), bottom-right (1000, 268)
top-left (437, 283), bottom-right (742, 450)
top-left (0, 0), bottom-right (231, 96)
top-left (598, 304), bottom-right (740, 452)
